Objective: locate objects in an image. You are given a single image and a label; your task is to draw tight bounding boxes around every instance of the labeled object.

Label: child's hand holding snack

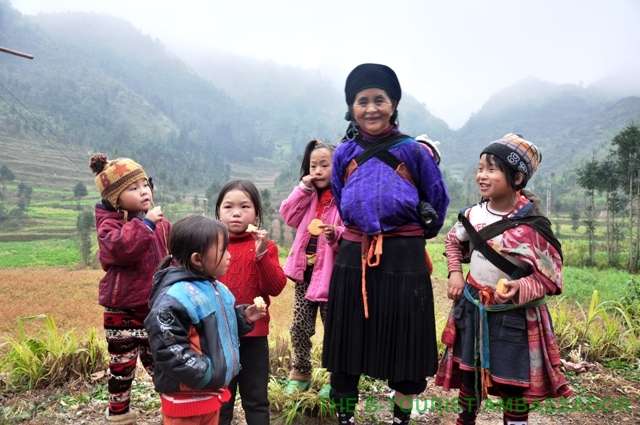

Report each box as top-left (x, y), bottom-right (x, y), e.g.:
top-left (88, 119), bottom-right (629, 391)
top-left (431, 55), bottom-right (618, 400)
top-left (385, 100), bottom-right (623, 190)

top-left (494, 278), bottom-right (519, 304)
top-left (245, 296), bottom-right (268, 323)
top-left (318, 223), bottom-right (336, 241)
top-left (145, 206), bottom-right (164, 223)
top-left (247, 224), bottom-right (269, 257)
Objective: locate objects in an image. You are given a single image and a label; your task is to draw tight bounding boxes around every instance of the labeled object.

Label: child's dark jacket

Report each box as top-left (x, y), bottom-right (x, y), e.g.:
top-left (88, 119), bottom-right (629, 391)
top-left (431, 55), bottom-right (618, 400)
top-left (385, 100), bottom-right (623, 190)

top-left (95, 203), bottom-right (171, 308)
top-left (145, 267), bottom-right (253, 395)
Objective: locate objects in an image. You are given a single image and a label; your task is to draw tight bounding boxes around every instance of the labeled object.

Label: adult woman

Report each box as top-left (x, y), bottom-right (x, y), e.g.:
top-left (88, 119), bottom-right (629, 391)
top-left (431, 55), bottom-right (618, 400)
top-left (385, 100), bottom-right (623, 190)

top-left (323, 63), bottom-right (450, 424)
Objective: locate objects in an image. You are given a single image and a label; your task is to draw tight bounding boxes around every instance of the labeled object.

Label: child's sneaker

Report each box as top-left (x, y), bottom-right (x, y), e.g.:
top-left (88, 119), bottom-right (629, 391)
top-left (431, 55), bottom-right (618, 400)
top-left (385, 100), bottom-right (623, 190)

top-left (318, 383), bottom-right (332, 400)
top-left (337, 411), bottom-right (355, 424)
top-left (104, 407), bottom-right (137, 424)
top-left (284, 378), bottom-right (311, 394)
top-left (392, 403), bottom-right (411, 425)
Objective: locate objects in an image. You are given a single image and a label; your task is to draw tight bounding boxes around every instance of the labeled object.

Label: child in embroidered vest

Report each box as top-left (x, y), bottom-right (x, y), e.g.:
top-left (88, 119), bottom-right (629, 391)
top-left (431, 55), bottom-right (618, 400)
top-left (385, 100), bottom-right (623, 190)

top-left (435, 133), bottom-right (572, 425)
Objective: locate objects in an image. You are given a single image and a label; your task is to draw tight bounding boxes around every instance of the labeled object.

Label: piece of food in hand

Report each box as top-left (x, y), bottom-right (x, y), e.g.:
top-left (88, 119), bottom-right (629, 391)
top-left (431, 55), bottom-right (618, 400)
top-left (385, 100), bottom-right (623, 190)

top-left (253, 296), bottom-right (267, 311)
top-left (247, 224), bottom-right (259, 233)
top-left (487, 239), bottom-right (499, 251)
top-left (307, 218), bottom-right (324, 236)
top-left (496, 278), bottom-right (508, 295)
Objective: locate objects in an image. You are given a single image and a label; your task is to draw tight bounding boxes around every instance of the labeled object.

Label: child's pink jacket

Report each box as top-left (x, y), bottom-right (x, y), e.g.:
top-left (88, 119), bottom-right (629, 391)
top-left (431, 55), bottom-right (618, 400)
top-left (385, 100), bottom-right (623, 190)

top-left (279, 184), bottom-right (343, 302)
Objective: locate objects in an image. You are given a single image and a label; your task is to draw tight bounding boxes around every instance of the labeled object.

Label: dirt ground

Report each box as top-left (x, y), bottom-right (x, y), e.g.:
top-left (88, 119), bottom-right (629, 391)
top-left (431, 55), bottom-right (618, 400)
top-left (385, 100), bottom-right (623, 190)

top-left (0, 267), bottom-right (297, 340)
top-left (0, 267), bottom-right (638, 424)
top-left (2, 367), bottom-right (638, 424)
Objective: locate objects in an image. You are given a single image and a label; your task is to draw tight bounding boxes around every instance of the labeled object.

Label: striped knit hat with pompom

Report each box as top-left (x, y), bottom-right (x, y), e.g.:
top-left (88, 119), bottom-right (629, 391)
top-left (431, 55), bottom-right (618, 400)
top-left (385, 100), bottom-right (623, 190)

top-left (89, 153), bottom-right (148, 208)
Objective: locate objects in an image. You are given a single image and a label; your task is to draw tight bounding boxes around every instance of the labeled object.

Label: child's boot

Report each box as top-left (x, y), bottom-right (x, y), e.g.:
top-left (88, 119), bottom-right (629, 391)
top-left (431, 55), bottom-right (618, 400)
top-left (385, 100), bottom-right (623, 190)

top-left (333, 394), bottom-right (357, 424)
top-left (456, 388), bottom-right (479, 425)
top-left (285, 370), bottom-right (311, 394)
top-left (503, 396), bottom-right (529, 425)
top-left (318, 383), bottom-right (332, 400)
top-left (392, 402), bottom-right (412, 424)
top-left (337, 411), bottom-right (355, 424)
top-left (105, 407), bottom-right (137, 424)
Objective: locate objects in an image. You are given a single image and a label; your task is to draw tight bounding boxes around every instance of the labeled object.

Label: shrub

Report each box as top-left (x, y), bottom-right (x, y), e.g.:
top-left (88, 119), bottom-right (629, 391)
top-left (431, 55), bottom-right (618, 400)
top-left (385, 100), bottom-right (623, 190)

top-left (0, 315), bottom-right (107, 392)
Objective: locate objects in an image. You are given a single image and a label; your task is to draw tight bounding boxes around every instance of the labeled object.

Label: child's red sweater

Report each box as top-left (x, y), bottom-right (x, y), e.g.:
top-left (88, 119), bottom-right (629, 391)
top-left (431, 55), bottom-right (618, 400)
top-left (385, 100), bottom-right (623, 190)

top-left (218, 232), bottom-right (286, 337)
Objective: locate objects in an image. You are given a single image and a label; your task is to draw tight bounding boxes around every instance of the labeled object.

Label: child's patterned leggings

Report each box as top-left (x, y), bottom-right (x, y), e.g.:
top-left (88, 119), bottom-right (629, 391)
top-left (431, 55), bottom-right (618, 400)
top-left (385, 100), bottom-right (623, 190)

top-left (289, 268), bottom-right (327, 378)
top-left (457, 371), bottom-right (530, 425)
top-left (104, 308), bottom-right (154, 415)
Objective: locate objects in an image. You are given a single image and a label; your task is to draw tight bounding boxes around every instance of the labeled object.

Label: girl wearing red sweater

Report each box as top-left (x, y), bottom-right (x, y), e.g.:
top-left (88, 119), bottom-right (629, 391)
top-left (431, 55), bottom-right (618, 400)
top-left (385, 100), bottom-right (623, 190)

top-left (215, 180), bottom-right (287, 425)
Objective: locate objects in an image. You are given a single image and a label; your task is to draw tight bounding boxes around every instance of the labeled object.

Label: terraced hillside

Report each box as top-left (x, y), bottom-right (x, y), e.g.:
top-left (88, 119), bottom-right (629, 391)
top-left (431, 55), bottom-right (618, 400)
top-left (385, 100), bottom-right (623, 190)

top-left (0, 135), bottom-right (92, 189)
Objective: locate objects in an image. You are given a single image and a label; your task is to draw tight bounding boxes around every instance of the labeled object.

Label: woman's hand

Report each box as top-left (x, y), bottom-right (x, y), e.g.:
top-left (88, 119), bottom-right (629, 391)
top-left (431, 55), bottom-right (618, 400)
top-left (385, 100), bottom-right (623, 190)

top-left (447, 271), bottom-right (465, 300)
top-left (494, 280), bottom-right (520, 304)
top-left (245, 304), bottom-right (267, 323)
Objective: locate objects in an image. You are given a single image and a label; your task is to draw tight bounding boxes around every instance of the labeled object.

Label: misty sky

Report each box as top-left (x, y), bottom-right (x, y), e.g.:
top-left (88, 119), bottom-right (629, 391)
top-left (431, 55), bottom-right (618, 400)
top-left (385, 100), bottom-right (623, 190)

top-left (11, 0), bottom-right (640, 128)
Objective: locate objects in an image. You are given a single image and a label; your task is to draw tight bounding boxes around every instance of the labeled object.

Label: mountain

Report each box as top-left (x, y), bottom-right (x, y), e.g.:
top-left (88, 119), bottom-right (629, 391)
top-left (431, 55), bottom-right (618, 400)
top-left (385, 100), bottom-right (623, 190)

top-left (444, 77), bottom-right (640, 177)
top-left (2, 0), bottom-right (639, 195)
top-left (0, 1), bottom-right (259, 189)
top-left (178, 50), bottom-right (454, 156)
top-left (0, 0), bottom-right (453, 192)
top-left (589, 69), bottom-right (640, 101)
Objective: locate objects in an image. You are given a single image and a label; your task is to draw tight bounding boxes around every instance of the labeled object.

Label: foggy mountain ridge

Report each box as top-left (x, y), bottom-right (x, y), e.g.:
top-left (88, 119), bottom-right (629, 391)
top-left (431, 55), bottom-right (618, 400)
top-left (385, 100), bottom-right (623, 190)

top-left (1, 2), bottom-right (639, 188)
top-left (443, 75), bottom-right (640, 176)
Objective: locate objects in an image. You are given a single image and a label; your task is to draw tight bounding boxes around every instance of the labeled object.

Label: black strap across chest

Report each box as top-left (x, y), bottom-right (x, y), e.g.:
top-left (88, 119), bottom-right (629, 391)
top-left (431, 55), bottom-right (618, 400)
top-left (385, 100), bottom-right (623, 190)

top-left (458, 211), bottom-right (532, 279)
top-left (458, 208), bottom-right (563, 279)
top-left (353, 133), bottom-right (409, 171)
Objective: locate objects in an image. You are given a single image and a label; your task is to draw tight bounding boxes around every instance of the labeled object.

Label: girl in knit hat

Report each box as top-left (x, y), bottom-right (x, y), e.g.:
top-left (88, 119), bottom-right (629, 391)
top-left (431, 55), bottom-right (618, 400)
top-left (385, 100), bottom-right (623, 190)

top-left (323, 63), bottom-right (450, 425)
top-left (436, 134), bottom-right (572, 425)
top-left (90, 153), bottom-right (171, 424)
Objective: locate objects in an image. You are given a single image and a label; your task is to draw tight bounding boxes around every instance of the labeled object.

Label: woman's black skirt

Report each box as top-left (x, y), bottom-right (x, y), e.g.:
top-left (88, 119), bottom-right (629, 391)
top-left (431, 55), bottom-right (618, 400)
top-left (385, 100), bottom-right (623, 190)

top-left (322, 237), bottom-right (438, 382)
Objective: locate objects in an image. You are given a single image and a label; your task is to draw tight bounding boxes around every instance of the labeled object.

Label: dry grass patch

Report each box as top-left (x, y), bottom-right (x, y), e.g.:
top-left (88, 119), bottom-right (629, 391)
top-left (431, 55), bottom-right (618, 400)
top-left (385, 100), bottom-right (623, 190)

top-left (0, 268), bottom-right (104, 339)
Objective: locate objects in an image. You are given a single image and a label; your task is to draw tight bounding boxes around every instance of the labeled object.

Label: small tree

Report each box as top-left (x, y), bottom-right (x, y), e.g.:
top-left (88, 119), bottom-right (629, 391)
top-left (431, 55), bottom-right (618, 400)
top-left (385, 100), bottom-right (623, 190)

top-left (570, 208), bottom-right (581, 231)
top-left (611, 125), bottom-right (640, 272)
top-left (0, 202), bottom-right (7, 224)
top-left (576, 157), bottom-right (599, 266)
top-left (261, 189), bottom-right (273, 228)
top-left (77, 209), bottom-right (95, 266)
top-left (73, 182), bottom-right (88, 210)
top-left (0, 164), bottom-right (15, 193)
top-left (16, 182), bottom-right (32, 212)
top-left (73, 182), bottom-right (88, 198)
top-left (206, 181), bottom-right (222, 215)
top-left (595, 160), bottom-right (624, 266)
top-left (554, 220), bottom-right (562, 239)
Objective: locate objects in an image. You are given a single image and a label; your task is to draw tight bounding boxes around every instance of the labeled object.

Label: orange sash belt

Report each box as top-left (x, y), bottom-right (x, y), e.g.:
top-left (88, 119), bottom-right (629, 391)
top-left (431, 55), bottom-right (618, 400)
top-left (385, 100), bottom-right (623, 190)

top-left (343, 225), bottom-right (431, 319)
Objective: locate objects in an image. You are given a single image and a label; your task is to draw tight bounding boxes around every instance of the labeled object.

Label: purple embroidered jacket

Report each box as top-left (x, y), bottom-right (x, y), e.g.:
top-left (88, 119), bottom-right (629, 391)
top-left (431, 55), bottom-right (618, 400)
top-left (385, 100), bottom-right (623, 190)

top-left (331, 131), bottom-right (449, 235)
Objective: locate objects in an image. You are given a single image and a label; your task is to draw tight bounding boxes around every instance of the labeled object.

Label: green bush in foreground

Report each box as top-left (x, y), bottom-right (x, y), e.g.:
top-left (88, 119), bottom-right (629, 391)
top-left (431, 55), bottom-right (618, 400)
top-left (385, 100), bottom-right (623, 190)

top-left (550, 289), bottom-right (640, 362)
top-left (0, 315), bottom-right (106, 392)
